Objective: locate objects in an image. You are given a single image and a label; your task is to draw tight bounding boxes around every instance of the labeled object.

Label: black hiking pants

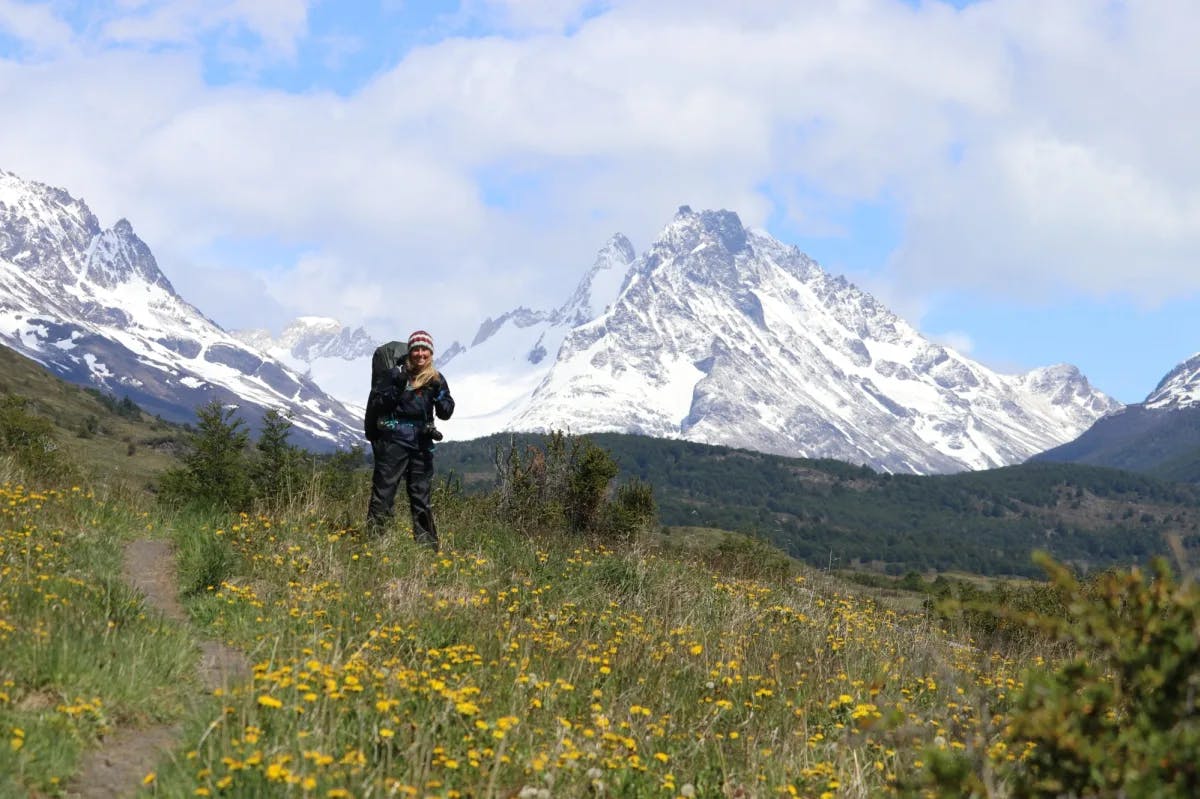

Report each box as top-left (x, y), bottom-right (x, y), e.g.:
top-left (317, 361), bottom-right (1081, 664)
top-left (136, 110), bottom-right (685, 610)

top-left (367, 439), bottom-right (438, 549)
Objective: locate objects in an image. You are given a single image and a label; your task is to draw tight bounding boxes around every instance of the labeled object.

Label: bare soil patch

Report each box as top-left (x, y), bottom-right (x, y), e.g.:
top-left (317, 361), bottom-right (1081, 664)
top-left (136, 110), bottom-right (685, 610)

top-left (66, 539), bottom-right (250, 797)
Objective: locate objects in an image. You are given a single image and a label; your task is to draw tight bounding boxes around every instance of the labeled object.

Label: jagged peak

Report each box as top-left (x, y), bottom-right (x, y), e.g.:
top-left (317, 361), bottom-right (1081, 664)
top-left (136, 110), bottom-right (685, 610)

top-left (599, 232), bottom-right (636, 263)
top-left (630, 207), bottom-right (758, 293)
top-left (0, 168), bottom-right (99, 236)
top-left (1023, 363), bottom-right (1083, 383)
top-left (286, 316), bottom-right (343, 332)
top-left (555, 232), bottom-right (638, 327)
top-left (87, 218), bottom-right (178, 295)
top-left (471, 307), bottom-right (552, 347)
top-left (1145, 351), bottom-right (1200, 409)
top-left (659, 207), bottom-right (749, 255)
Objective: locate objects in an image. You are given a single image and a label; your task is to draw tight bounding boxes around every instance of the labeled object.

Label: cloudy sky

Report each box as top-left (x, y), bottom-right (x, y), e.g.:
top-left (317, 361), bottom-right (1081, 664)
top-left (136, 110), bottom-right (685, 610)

top-left (2, 0), bottom-right (1198, 403)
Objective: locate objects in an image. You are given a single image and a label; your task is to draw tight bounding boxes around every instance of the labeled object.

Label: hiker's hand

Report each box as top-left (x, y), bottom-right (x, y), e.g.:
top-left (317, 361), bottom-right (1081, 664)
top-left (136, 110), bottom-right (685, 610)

top-left (427, 377), bottom-right (443, 395)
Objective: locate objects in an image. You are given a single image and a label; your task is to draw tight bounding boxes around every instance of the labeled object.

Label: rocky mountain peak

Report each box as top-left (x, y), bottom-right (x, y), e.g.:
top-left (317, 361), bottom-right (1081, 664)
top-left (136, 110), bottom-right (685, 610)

top-left (1, 169), bottom-right (362, 450)
top-left (556, 233), bottom-right (638, 328)
top-left (1, 170), bottom-right (101, 286)
top-left (603, 232), bottom-right (636, 263)
top-left (638, 207), bottom-right (754, 293)
top-left (233, 317), bottom-right (380, 362)
top-left (501, 207), bottom-right (1121, 473)
top-left (1020, 364), bottom-right (1119, 414)
top-left (1145, 351), bottom-right (1200, 410)
top-left (85, 219), bottom-right (177, 294)
top-left (666, 206), bottom-right (749, 253)
top-left (281, 318), bottom-right (377, 361)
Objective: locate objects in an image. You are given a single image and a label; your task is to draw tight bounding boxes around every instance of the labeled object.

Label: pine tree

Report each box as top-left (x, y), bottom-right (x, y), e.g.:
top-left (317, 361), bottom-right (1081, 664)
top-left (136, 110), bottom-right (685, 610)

top-left (252, 409), bottom-right (305, 505)
top-left (159, 400), bottom-right (251, 509)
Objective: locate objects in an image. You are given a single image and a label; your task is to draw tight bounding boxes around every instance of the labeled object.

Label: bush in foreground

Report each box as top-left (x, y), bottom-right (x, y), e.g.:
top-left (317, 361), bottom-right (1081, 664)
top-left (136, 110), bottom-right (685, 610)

top-left (923, 552), bottom-right (1200, 798)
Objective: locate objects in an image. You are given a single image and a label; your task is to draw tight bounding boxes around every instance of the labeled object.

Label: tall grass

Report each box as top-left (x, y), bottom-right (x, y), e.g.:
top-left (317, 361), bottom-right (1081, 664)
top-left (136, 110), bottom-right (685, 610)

top-left (0, 476), bottom-right (199, 796)
top-left (137, 484), bottom-right (1036, 798)
top-left (6, 435), bottom-right (1197, 797)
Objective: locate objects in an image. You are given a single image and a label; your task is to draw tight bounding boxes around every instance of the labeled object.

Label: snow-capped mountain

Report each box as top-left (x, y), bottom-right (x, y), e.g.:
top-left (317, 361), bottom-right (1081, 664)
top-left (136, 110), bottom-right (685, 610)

top-left (1145, 352), bottom-right (1200, 411)
top-left (444, 234), bottom-right (637, 439)
top-left (1035, 352), bottom-right (1200, 480)
top-left (232, 317), bottom-right (383, 416)
top-left (252, 234), bottom-right (635, 435)
top-left (454, 207), bottom-right (1121, 473)
top-left (232, 205), bottom-right (1119, 473)
top-left (231, 318), bottom-right (471, 417)
top-left (0, 169), bottom-right (361, 450)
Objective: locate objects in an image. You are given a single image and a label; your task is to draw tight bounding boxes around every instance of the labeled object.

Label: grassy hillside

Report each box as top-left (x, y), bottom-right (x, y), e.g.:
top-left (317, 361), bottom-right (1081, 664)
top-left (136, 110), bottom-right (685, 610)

top-left (437, 433), bottom-right (1200, 577)
top-left (5, 439), bottom-right (1199, 796)
top-left (0, 344), bottom-right (185, 488)
top-left (4, 365), bottom-right (1200, 796)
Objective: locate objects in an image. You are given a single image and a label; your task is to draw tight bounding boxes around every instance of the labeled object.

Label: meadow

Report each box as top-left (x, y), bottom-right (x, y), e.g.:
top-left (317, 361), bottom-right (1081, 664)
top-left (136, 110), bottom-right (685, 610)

top-left (1, 419), bottom-right (1198, 797)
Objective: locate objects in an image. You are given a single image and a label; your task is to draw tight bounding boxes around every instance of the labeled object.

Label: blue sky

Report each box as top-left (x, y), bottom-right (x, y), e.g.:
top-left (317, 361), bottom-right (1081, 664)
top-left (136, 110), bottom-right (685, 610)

top-left (2, 0), bottom-right (1199, 403)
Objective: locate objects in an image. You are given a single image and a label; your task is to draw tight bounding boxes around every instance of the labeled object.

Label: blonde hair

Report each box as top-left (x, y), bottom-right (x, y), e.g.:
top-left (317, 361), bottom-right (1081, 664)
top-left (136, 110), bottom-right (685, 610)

top-left (407, 357), bottom-right (440, 390)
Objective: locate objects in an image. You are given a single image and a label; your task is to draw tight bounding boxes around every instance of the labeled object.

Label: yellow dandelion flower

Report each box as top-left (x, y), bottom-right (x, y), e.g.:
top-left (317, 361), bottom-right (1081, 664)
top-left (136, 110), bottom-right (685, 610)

top-left (257, 695), bottom-right (283, 709)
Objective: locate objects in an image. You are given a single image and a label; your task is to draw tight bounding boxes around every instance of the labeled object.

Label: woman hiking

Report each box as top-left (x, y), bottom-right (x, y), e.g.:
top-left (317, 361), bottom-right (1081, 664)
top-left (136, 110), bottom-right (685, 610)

top-left (364, 330), bottom-right (455, 550)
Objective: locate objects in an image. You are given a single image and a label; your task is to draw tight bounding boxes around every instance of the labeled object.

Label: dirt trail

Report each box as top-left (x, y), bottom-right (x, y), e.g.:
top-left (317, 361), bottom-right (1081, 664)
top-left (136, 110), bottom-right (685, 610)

top-left (66, 539), bottom-right (251, 799)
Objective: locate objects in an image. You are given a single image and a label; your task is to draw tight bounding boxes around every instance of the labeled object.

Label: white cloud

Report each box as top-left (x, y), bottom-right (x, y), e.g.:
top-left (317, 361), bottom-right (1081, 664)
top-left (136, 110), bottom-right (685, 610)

top-left (928, 330), bottom-right (974, 357)
top-left (99, 0), bottom-right (310, 58)
top-left (469, 0), bottom-right (609, 33)
top-left (0, 0), bottom-right (73, 56)
top-left (2, 0), bottom-right (1200, 347)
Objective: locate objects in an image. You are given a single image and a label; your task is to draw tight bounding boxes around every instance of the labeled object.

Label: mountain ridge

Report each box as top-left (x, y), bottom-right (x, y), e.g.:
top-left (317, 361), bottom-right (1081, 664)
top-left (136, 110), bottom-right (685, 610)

top-left (500, 207), bottom-right (1119, 472)
top-left (0, 169), bottom-right (361, 451)
top-left (1033, 350), bottom-right (1200, 483)
top-left (252, 206), bottom-right (1121, 472)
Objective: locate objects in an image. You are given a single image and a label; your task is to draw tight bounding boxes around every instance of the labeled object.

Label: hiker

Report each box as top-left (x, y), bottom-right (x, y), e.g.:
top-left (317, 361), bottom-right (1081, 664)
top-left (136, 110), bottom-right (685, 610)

top-left (364, 330), bottom-right (455, 549)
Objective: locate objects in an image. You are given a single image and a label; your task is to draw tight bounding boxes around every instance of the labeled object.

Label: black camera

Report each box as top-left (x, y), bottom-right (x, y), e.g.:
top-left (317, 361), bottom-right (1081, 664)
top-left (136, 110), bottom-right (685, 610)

top-left (423, 423), bottom-right (444, 442)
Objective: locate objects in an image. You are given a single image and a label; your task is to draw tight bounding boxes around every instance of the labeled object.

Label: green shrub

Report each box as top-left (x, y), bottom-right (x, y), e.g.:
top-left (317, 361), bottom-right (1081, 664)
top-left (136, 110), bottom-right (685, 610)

top-left (705, 534), bottom-right (793, 583)
top-left (924, 552), bottom-right (1200, 797)
top-left (493, 433), bottom-right (568, 532)
top-left (0, 394), bottom-right (73, 482)
top-left (928, 576), bottom-right (1071, 651)
top-left (605, 479), bottom-right (658, 542)
top-left (1006, 554), bottom-right (1200, 797)
top-left (566, 437), bottom-right (620, 534)
top-left (314, 446), bottom-right (367, 507)
top-left (493, 431), bottom-right (657, 540)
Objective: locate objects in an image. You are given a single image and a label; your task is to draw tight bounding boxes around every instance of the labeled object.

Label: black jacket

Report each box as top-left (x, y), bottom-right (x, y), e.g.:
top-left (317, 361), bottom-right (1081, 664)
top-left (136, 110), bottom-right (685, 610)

top-left (364, 367), bottom-right (455, 450)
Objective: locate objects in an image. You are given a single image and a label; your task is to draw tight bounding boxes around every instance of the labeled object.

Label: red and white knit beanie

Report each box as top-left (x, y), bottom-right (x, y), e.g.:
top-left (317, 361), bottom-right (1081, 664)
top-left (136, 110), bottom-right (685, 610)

top-left (407, 330), bottom-right (434, 355)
